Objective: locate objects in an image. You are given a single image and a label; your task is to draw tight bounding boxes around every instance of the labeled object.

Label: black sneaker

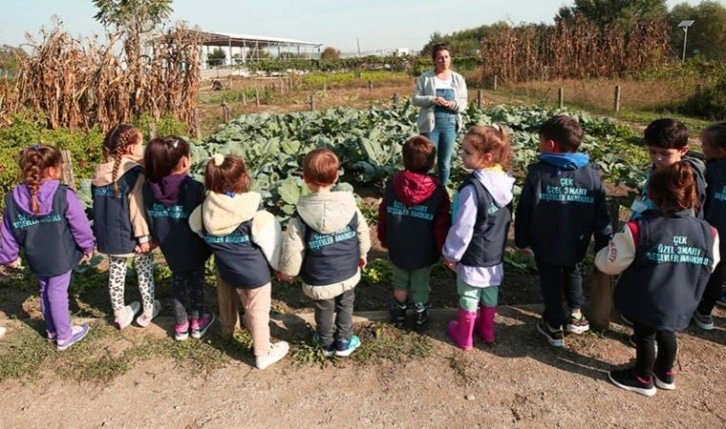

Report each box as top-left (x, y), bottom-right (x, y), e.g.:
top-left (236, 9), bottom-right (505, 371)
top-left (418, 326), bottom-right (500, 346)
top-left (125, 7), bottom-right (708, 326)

top-left (620, 314), bottom-right (633, 326)
top-left (536, 320), bottom-right (564, 347)
top-left (653, 368), bottom-right (676, 390)
top-left (388, 299), bottom-right (407, 329)
top-left (608, 368), bottom-right (656, 397)
top-left (566, 314), bottom-right (590, 334)
top-left (413, 302), bottom-right (429, 332)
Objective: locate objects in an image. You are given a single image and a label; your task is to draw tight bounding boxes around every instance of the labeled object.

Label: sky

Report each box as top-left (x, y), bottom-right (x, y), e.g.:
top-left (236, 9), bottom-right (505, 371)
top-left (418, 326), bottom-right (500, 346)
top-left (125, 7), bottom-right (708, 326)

top-left (0, 0), bottom-right (715, 53)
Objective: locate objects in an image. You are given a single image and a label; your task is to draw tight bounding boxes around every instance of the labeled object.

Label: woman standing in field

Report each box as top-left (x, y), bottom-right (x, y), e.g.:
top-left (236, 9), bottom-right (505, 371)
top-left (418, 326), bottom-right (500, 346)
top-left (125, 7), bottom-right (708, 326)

top-left (413, 42), bottom-right (468, 187)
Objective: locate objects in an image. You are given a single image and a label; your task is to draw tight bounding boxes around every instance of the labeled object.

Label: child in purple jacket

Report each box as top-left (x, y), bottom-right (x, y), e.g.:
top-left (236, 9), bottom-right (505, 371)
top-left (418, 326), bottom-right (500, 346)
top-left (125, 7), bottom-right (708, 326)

top-left (0, 144), bottom-right (95, 350)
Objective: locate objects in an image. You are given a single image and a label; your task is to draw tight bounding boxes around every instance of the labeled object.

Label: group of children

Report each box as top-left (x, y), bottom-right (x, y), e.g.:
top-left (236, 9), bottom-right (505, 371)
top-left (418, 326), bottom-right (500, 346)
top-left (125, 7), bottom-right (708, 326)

top-left (378, 115), bottom-right (724, 398)
top-left (0, 114), bottom-right (724, 391)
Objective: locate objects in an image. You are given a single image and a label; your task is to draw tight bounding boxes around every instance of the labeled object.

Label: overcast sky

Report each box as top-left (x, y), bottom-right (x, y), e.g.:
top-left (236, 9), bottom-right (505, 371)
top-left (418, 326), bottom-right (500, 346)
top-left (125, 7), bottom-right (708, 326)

top-left (0, 0), bottom-right (714, 52)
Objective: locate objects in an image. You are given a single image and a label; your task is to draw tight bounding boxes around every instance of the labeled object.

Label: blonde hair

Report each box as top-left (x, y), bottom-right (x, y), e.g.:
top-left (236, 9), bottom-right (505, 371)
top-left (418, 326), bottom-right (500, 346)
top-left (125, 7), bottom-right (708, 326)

top-left (463, 125), bottom-right (512, 170)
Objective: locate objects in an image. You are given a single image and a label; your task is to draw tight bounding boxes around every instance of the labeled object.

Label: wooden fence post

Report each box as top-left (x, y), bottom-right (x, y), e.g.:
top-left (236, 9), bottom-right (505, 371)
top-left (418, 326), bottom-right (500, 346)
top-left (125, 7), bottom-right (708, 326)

top-left (558, 87), bottom-right (564, 109)
top-left (323, 79), bottom-right (327, 96)
top-left (242, 92), bottom-right (247, 106)
top-left (221, 101), bottom-right (229, 123)
top-left (589, 197), bottom-right (622, 332)
top-left (194, 108), bottom-right (201, 140)
top-left (60, 150), bottom-right (75, 190)
top-left (310, 94), bottom-right (315, 111)
top-left (392, 93), bottom-right (399, 106)
top-left (368, 80), bottom-right (373, 91)
top-left (149, 123), bottom-right (158, 139)
top-left (255, 88), bottom-right (260, 107)
top-left (613, 85), bottom-right (621, 113)
top-left (493, 75), bottom-right (498, 91)
top-left (477, 89), bottom-right (482, 109)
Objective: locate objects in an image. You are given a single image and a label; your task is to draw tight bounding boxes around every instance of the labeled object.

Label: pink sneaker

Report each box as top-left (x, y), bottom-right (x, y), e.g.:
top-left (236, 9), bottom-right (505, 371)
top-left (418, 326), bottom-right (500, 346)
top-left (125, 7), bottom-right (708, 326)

top-left (190, 312), bottom-right (215, 339)
top-left (175, 321), bottom-right (189, 341)
top-left (136, 300), bottom-right (161, 328)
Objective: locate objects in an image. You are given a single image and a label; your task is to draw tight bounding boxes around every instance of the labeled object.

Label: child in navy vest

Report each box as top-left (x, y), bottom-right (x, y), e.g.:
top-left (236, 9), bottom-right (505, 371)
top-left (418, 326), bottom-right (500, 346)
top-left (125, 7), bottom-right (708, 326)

top-left (189, 154), bottom-right (288, 370)
top-left (514, 115), bottom-right (612, 347)
top-left (596, 162), bottom-right (719, 397)
top-left (143, 137), bottom-right (212, 341)
top-left (92, 124), bottom-right (160, 330)
top-left (377, 136), bottom-right (450, 331)
top-left (279, 148), bottom-right (371, 358)
top-left (442, 125), bottom-right (515, 349)
top-left (693, 122), bottom-right (726, 330)
top-left (0, 145), bottom-right (94, 350)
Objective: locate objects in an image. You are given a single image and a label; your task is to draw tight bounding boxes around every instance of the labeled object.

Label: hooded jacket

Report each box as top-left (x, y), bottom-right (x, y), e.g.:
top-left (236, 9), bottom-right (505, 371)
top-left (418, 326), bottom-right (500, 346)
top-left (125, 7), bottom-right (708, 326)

top-left (143, 174), bottom-right (211, 273)
top-left (279, 191), bottom-right (371, 301)
top-left (377, 171), bottom-right (451, 270)
top-left (514, 152), bottom-right (613, 267)
top-left (189, 191), bottom-right (281, 287)
top-left (443, 167), bottom-right (515, 286)
top-left (91, 156), bottom-right (150, 256)
top-left (0, 180), bottom-right (94, 276)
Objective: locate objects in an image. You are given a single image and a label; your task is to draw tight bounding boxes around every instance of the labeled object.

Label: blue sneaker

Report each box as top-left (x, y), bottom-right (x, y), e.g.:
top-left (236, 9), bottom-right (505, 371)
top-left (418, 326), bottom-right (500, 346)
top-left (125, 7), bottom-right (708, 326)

top-left (313, 332), bottom-right (336, 358)
top-left (56, 324), bottom-right (90, 351)
top-left (334, 335), bottom-right (361, 357)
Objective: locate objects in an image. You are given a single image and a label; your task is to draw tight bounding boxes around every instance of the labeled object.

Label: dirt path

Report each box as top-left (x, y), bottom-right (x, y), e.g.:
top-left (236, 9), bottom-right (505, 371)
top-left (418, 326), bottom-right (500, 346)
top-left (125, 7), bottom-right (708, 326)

top-left (2, 305), bottom-right (725, 428)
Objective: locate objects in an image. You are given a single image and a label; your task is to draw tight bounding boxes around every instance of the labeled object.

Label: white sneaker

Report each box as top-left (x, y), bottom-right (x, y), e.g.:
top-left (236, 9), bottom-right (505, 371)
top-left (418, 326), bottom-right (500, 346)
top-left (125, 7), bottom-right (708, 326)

top-left (136, 299), bottom-right (162, 328)
top-left (255, 341), bottom-right (290, 370)
top-left (114, 301), bottom-right (141, 330)
top-left (0, 326), bottom-right (6, 338)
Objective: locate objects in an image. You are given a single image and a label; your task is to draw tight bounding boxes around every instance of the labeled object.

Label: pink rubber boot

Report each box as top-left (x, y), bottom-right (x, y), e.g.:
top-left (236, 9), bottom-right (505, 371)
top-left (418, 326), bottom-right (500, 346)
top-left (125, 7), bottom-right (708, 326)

top-left (447, 307), bottom-right (477, 350)
top-left (475, 305), bottom-right (497, 344)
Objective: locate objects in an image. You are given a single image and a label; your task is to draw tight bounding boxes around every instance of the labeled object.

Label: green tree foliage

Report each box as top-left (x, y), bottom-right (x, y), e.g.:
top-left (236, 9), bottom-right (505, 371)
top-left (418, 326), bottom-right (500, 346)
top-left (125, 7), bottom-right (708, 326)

top-left (669, 1), bottom-right (726, 61)
top-left (0, 45), bottom-right (27, 75)
top-left (92, 0), bottom-right (173, 33)
top-left (207, 48), bottom-right (226, 67)
top-left (320, 46), bottom-right (341, 60)
top-left (557, 0), bottom-right (668, 26)
top-left (420, 22), bottom-right (510, 58)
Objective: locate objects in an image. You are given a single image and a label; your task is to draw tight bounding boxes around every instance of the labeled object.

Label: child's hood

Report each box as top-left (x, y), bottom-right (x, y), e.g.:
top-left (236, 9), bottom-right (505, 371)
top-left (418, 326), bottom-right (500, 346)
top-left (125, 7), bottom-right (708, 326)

top-left (91, 156), bottom-right (143, 186)
top-left (682, 155), bottom-right (706, 178)
top-left (11, 180), bottom-right (61, 216)
top-left (393, 171), bottom-right (440, 206)
top-left (148, 173), bottom-right (189, 206)
top-left (201, 191), bottom-right (261, 236)
top-left (473, 168), bottom-right (515, 207)
top-left (538, 152), bottom-right (590, 170)
top-left (296, 191), bottom-right (358, 234)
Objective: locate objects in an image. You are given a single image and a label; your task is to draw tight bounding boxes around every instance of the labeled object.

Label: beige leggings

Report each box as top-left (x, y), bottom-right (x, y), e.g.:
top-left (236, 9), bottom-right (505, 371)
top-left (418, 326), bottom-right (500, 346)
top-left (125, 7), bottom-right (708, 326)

top-left (216, 271), bottom-right (271, 356)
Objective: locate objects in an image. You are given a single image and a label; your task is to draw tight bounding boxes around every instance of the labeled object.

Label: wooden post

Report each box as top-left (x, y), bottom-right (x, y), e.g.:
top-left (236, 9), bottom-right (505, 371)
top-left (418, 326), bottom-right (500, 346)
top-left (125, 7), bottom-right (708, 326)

top-left (149, 123), bottom-right (158, 139)
top-left (323, 79), bottom-right (327, 96)
top-left (242, 92), bottom-right (247, 106)
top-left (493, 75), bottom-right (498, 91)
top-left (227, 75), bottom-right (232, 90)
top-left (255, 88), bottom-right (260, 107)
top-left (477, 89), bottom-right (482, 109)
top-left (558, 87), bottom-right (564, 109)
top-left (696, 83), bottom-right (703, 95)
top-left (613, 85), bottom-right (621, 113)
top-left (60, 150), bottom-right (75, 189)
top-left (392, 93), bottom-right (399, 106)
top-left (280, 78), bottom-right (285, 95)
top-left (309, 94), bottom-right (315, 111)
top-left (588, 197), bottom-right (620, 332)
top-left (194, 108), bottom-right (201, 140)
top-left (368, 80), bottom-right (373, 91)
top-left (222, 101), bottom-right (229, 123)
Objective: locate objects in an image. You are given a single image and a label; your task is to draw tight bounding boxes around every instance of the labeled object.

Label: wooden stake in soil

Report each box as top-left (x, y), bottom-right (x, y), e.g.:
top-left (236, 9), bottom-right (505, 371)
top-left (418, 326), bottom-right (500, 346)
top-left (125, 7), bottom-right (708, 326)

top-left (310, 94), bottom-right (315, 111)
top-left (589, 269), bottom-right (614, 332)
top-left (255, 88), bottom-right (260, 107)
top-left (149, 123), bottom-right (158, 139)
top-left (323, 79), bottom-right (327, 96)
top-left (613, 85), bottom-right (621, 113)
top-left (558, 87), bottom-right (564, 109)
top-left (493, 75), bottom-right (498, 91)
top-left (392, 93), bottom-right (399, 106)
top-left (477, 90), bottom-right (482, 108)
top-left (60, 150), bottom-right (75, 190)
top-left (368, 80), bottom-right (373, 91)
top-left (222, 101), bottom-right (229, 123)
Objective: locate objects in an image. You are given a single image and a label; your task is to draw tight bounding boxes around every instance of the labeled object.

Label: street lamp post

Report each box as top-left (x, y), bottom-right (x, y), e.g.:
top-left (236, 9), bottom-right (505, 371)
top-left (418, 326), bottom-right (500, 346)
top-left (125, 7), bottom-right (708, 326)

top-left (678, 20), bottom-right (695, 61)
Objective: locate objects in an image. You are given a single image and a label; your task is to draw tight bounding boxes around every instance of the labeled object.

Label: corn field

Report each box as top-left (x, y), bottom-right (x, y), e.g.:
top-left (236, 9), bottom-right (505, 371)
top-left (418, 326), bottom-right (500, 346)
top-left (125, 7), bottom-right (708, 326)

top-left (2, 22), bottom-right (201, 133)
top-left (480, 16), bottom-right (673, 84)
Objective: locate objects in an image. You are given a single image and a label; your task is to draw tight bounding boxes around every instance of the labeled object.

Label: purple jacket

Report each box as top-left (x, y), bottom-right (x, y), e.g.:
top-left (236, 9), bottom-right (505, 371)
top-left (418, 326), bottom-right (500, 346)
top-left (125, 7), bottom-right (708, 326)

top-left (0, 180), bottom-right (94, 265)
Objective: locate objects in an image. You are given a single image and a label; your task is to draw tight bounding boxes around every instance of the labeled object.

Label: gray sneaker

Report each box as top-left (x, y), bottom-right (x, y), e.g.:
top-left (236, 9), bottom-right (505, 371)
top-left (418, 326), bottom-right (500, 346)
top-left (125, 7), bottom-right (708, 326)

top-left (692, 311), bottom-right (714, 331)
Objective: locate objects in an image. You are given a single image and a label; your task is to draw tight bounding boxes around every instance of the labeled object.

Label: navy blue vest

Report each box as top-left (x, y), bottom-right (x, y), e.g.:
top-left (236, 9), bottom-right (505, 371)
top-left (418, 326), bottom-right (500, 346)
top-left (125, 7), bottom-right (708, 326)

top-left (92, 166), bottom-right (142, 255)
top-left (142, 178), bottom-right (211, 273)
top-left (704, 159), bottom-right (726, 255)
top-left (384, 179), bottom-right (444, 270)
top-left (523, 162), bottom-right (609, 266)
top-left (615, 211), bottom-right (714, 331)
top-left (203, 219), bottom-right (270, 289)
top-left (298, 212), bottom-right (360, 286)
top-left (4, 186), bottom-right (83, 277)
top-left (458, 177), bottom-right (511, 267)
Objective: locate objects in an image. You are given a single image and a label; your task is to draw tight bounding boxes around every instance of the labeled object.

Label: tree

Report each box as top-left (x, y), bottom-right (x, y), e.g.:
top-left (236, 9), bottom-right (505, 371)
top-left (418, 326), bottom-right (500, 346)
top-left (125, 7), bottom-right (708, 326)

top-left (0, 45), bottom-right (27, 76)
top-left (92, 0), bottom-right (174, 58)
top-left (669, 1), bottom-right (726, 60)
top-left (556, 0), bottom-right (667, 27)
top-left (207, 48), bottom-right (226, 67)
top-left (320, 46), bottom-right (341, 60)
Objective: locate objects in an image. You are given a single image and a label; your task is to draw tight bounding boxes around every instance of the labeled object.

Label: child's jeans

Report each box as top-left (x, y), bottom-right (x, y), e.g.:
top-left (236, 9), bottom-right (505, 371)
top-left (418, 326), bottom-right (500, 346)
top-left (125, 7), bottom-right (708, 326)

top-left (535, 259), bottom-right (584, 327)
top-left (456, 278), bottom-right (499, 311)
top-left (314, 289), bottom-right (355, 347)
top-left (171, 266), bottom-right (205, 325)
top-left (392, 265), bottom-right (432, 304)
top-left (633, 322), bottom-right (678, 379)
top-left (38, 270), bottom-right (73, 341)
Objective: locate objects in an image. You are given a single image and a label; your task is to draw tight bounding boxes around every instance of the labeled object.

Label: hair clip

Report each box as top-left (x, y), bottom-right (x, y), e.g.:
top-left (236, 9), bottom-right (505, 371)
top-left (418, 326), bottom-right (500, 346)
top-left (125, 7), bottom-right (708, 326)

top-left (31, 144), bottom-right (41, 150)
top-left (172, 140), bottom-right (179, 149)
top-left (490, 123), bottom-right (501, 132)
top-left (212, 153), bottom-right (225, 167)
